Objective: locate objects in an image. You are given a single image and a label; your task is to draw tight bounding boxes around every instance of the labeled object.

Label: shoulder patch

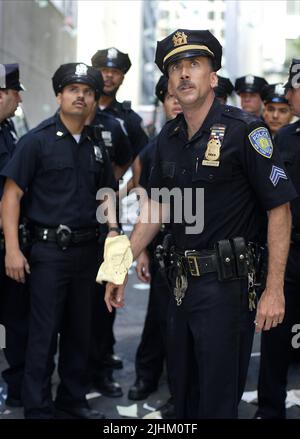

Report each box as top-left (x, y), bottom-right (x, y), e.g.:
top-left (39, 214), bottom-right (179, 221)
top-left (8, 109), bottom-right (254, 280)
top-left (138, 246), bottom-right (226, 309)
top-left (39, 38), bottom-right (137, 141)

top-left (248, 127), bottom-right (273, 158)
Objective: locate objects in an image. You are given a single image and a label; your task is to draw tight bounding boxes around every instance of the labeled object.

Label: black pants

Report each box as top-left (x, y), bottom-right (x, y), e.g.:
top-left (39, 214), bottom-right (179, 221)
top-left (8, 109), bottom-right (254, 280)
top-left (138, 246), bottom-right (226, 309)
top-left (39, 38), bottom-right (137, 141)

top-left (22, 241), bottom-right (99, 419)
top-left (166, 273), bottom-right (252, 419)
top-left (0, 248), bottom-right (29, 400)
top-left (256, 244), bottom-right (300, 419)
top-left (134, 263), bottom-right (171, 387)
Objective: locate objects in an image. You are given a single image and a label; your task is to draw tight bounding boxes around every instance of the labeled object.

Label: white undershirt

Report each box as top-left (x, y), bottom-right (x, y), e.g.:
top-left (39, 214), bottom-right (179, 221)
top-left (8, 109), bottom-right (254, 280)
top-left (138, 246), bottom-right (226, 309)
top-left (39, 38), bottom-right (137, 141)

top-left (72, 134), bottom-right (81, 143)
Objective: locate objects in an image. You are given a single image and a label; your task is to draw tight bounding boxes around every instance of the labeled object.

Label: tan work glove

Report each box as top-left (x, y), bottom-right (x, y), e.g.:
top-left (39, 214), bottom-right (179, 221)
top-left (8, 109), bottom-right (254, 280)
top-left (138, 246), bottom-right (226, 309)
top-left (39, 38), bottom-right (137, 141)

top-left (96, 235), bottom-right (133, 285)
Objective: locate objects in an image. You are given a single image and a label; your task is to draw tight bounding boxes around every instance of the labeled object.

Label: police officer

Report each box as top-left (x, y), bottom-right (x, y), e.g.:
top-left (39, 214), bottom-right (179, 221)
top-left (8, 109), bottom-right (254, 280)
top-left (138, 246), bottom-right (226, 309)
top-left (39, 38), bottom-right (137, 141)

top-left (0, 63), bottom-right (27, 407)
top-left (214, 75), bottom-right (234, 105)
top-left (128, 77), bottom-right (180, 417)
top-left (1, 63), bottom-right (117, 419)
top-left (255, 59), bottom-right (300, 419)
top-left (260, 83), bottom-right (293, 137)
top-left (104, 29), bottom-right (296, 419)
top-left (235, 75), bottom-right (268, 117)
top-left (91, 47), bottom-right (148, 159)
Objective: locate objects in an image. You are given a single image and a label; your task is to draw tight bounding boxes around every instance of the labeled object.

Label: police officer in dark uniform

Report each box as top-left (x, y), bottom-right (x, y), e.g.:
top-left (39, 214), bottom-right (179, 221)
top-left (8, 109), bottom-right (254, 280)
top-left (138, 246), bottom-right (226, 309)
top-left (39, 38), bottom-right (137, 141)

top-left (214, 75), bottom-right (234, 105)
top-left (235, 75), bottom-right (268, 117)
top-left (255, 59), bottom-right (300, 419)
top-left (1, 63), bottom-right (117, 419)
top-left (104, 30), bottom-right (296, 419)
top-left (91, 47), bottom-right (148, 161)
top-left (0, 63), bottom-right (28, 407)
top-left (128, 77), bottom-right (180, 417)
top-left (90, 47), bottom-right (148, 375)
top-left (260, 83), bottom-right (293, 137)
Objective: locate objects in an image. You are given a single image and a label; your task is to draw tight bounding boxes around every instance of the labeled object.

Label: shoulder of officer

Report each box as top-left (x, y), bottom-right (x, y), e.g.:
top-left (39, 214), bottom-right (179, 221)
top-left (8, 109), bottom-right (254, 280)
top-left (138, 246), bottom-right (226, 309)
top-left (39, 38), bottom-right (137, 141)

top-left (277, 119), bottom-right (300, 138)
top-left (221, 105), bottom-right (260, 126)
top-left (30, 116), bottom-right (56, 135)
top-left (121, 100), bottom-right (132, 111)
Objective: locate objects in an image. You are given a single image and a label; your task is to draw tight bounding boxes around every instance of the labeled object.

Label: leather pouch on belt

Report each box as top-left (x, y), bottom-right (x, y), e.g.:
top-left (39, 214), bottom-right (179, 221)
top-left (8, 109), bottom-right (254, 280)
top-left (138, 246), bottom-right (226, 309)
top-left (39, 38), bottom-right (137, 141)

top-left (231, 237), bottom-right (248, 278)
top-left (215, 239), bottom-right (236, 281)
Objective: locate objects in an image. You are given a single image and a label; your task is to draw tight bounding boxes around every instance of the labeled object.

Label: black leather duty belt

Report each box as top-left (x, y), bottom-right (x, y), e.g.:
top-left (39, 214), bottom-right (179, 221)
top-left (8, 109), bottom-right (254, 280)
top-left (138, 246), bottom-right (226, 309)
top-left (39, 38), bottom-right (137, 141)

top-left (174, 250), bottom-right (218, 277)
top-left (33, 225), bottom-right (99, 250)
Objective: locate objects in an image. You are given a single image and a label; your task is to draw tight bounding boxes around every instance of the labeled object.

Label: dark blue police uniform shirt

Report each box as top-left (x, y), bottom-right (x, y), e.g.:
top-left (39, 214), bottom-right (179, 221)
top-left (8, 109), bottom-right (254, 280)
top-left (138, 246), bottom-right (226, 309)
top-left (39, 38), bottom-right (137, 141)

top-left (0, 113), bottom-right (116, 229)
top-left (275, 119), bottom-right (300, 229)
top-left (102, 99), bottom-right (148, 158)
top-left (148, 98), bottom-right (297, 250)
top-left (92, 108), bottom-right (133, 166)
top-left (138, 136), bottom-right (157, 189)
top-left (0, 119), bottom-right (18, 198)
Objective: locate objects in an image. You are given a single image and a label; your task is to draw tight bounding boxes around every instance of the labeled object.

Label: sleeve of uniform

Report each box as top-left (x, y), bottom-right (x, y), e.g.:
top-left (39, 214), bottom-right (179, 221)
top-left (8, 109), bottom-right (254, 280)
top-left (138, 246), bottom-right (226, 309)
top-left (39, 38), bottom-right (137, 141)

top-left (146, 136), bottom-right (163, 201)
top-left (139, 138), bottom-right (157, 189)
top-left (239, 121), bottom-right (298, 210)
top-left (0, 133), bottom-right (40, 192)
top-left (101, 147), bottom-right (118, 191)
top-left (126, 111), bottom-right (149, 158)
top-left (112, 121), bottom-right (133, 166)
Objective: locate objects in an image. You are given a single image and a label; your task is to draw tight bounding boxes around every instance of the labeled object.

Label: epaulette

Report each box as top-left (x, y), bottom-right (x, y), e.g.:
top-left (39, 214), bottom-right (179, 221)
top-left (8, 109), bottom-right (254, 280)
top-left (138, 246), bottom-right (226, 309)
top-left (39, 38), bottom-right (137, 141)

top-left (222, 105), bottom-right (261, 126)
top-left (30, 116), bottom-right (56, 134)
top-left (121, 100), bottom-right (132, 111)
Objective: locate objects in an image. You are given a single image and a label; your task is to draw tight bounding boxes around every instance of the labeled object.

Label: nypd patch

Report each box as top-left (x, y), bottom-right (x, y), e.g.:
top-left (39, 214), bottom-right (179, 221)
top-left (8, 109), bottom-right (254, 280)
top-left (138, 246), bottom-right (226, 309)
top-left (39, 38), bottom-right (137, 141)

top-left (248, 127), bottom-right (273, 158)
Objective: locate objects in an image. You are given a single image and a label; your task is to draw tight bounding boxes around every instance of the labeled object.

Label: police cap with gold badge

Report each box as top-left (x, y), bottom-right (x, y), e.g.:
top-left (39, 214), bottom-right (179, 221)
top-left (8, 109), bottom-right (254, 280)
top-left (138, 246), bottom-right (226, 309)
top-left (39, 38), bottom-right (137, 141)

top-left (91, 47), bottom-right (132, 74)
top-left (0, 63), bottom-right (25, 91)
top-left (155, 75), bottom-right (168, 103)
top-left (234, 75), bottom-right (268, 94)
top-left (285, 58), bottom-right (300, 91)
top-left (214, 75), bottom-right (234, 99)
top-left (155, 29), bottom-right (222, 75)
top-left (52, 62), bottom-right (104, 100)
top-left (260, 83), bottom-right (288, 104)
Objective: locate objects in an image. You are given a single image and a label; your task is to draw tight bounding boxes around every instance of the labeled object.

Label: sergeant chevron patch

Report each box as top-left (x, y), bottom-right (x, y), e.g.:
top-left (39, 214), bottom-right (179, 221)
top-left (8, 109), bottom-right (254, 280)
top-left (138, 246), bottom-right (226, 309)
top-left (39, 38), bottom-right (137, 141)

top-left (269, 165), bottom-right (288, 186)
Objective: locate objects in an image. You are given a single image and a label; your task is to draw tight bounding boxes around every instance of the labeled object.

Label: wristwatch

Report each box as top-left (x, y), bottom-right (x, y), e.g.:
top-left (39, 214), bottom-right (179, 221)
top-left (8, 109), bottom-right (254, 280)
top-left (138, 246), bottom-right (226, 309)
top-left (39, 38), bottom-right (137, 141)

top-left (108, 227), bottom-right (123, 234)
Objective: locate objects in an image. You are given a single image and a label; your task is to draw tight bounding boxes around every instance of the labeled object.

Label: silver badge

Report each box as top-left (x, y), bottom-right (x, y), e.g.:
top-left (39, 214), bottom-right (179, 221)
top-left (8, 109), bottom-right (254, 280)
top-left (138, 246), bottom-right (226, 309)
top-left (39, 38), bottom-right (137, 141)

top-left (274, 83), bottom-right (285, 96)
top-left (94, 146), bottom-right (103, 162)
top-left (245, 75), bottom-right (255, 85)
top-left (75, 63), bottom-right (88, 76)
top-left (107, 48), bottom-right (118, 59)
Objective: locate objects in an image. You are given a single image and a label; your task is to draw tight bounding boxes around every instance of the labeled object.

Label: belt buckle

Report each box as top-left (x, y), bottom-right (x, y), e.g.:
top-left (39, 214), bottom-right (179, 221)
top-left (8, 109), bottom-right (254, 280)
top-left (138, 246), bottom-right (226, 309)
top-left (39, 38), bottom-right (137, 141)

top-left (56, 224), bottom-right (72, 250)
top-left (185, 250), bottom-right (200, 277)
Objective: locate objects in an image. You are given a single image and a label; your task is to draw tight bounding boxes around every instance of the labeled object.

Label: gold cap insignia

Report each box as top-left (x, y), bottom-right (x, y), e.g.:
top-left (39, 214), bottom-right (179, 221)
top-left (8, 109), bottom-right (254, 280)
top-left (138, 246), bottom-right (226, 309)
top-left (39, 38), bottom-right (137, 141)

top-left (172, 31), bottom-right (188, 47)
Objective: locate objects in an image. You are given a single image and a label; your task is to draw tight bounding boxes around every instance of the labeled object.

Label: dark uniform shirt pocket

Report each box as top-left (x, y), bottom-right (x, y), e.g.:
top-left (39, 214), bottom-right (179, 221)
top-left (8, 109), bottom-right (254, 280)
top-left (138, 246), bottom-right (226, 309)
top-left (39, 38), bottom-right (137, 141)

top-left (161, 161), bottom-right (176, 179)
top-left (41, 157), bottom-right (74, 172)
top-left (193, 163), bottom-right (233, 183)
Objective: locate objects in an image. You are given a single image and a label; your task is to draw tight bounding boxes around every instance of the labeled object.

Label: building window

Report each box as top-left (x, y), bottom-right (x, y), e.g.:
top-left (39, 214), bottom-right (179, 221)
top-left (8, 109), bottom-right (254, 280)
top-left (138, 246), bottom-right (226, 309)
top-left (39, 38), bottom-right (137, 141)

top-left (208, 11), bottom-right (215, 20)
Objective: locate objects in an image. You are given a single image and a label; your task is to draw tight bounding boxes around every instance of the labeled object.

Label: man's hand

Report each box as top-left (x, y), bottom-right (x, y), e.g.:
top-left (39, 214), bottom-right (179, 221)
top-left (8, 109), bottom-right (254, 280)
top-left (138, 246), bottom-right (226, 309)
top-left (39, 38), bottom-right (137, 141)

top-left (5, 249), bottom-right (30, 283)
top-left (254, 288), bottom-right (285, 333)
top-left (104, 274), bottom-right (128, 312)
top-left (136, 249), bottom-right (151, 283)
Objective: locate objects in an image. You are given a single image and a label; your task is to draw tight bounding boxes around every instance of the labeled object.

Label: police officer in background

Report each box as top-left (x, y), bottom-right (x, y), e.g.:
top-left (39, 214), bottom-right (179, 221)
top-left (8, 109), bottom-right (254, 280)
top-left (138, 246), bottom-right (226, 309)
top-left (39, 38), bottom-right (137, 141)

top-left (214, 75), bottom-right (234, 105)
top-left (1, 63), bottom-right (117, 419)
top-left (0, 63), bottom-right (28, 407)
top-left (255, 59), bottom-right (300, 419)
top-left (235, 75), bottom-right (268, 117)
top-left (260, 83), bottom-right (293, 137)
top-left (91, 47), bottom-right (148, 161)
top-left (104, 29), bottom-right (296, 419)
top-left (128, 77), bottom-right (181, 418)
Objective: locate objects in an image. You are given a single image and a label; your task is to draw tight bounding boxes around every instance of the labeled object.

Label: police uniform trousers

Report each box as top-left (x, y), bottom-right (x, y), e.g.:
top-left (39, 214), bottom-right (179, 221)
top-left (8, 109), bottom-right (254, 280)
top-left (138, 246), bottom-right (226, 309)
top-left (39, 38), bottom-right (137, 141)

top-left (0, 245), bottom-right (29, 402)
top-left (134, 261), bottom-right (172, 388)
top-left (256, 243), bottom-right (300, 419)
top-left (22, 240), bottom-right (99, 419)
top-left (166, 273), bottom-right (251, 419)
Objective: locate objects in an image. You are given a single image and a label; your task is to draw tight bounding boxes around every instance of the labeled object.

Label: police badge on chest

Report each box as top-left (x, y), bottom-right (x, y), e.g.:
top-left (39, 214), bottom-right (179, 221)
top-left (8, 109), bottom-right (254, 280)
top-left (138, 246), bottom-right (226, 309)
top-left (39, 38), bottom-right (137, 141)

top-left (202, 124), bottom-right (226, 167)
top-left (94, 145), bottom-right (104, 163)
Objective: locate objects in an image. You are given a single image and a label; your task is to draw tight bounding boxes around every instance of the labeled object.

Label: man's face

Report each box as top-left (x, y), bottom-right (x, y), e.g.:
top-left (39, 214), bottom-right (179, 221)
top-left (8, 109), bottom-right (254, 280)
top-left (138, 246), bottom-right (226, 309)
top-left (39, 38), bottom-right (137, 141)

top-left (239, 92), bottom-right (262, 116)
top-left (56, 83), bottom-right (96, 119)
top-left (163, 91), bottom-right (182, 120)
top-left (167, 56), bottom-right (217, 109)
top-left (0, 89), bottom-right (22, 120)
top-left (263, 102), bottom-right (293, 135)
top-left (286, 87), bottom-right (300, 118)
top-left (99, 67), bottom-right (124, 96)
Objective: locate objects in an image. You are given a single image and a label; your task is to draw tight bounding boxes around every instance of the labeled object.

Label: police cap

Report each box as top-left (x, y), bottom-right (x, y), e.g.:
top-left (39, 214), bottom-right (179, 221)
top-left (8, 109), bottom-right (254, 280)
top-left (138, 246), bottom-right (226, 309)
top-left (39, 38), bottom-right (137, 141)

top-left (260, 83), bottom-right (288, 104)
top-left (155, 75), bottom-right (168, 103)
top-left (91, 48), bottom-right (131, 74)
top-left (285, 58), bottom-right (300, 90)
top-left (214, 75), bottom-right (234, 99)
top-left (0, 63), bottom-right (25, 91)
top-left (234, 75), bottom-right (268, 94)
top-left (155, 29), bottom-right (222, 75)
top-left (52, 63), bottom-right (103, 100)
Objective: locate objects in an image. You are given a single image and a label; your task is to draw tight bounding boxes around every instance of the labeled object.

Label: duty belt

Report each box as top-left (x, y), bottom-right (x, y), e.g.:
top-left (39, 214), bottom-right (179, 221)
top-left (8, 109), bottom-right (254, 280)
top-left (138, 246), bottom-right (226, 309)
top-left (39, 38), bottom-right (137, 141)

top-left (174, 250), bottom-right (218, 277)
top-left (33, 225), bottom-right (99, 250)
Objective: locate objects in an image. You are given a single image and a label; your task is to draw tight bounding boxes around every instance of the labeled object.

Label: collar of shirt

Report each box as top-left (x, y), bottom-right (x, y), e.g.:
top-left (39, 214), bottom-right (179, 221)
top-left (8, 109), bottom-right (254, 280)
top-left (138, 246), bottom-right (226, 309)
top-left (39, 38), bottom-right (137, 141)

top-left (294, 119), bottom-right (300, 135)
top-left (54, 113), bottom-right (90, 143)
top-left (168, 98), bottom-right (222, 148)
